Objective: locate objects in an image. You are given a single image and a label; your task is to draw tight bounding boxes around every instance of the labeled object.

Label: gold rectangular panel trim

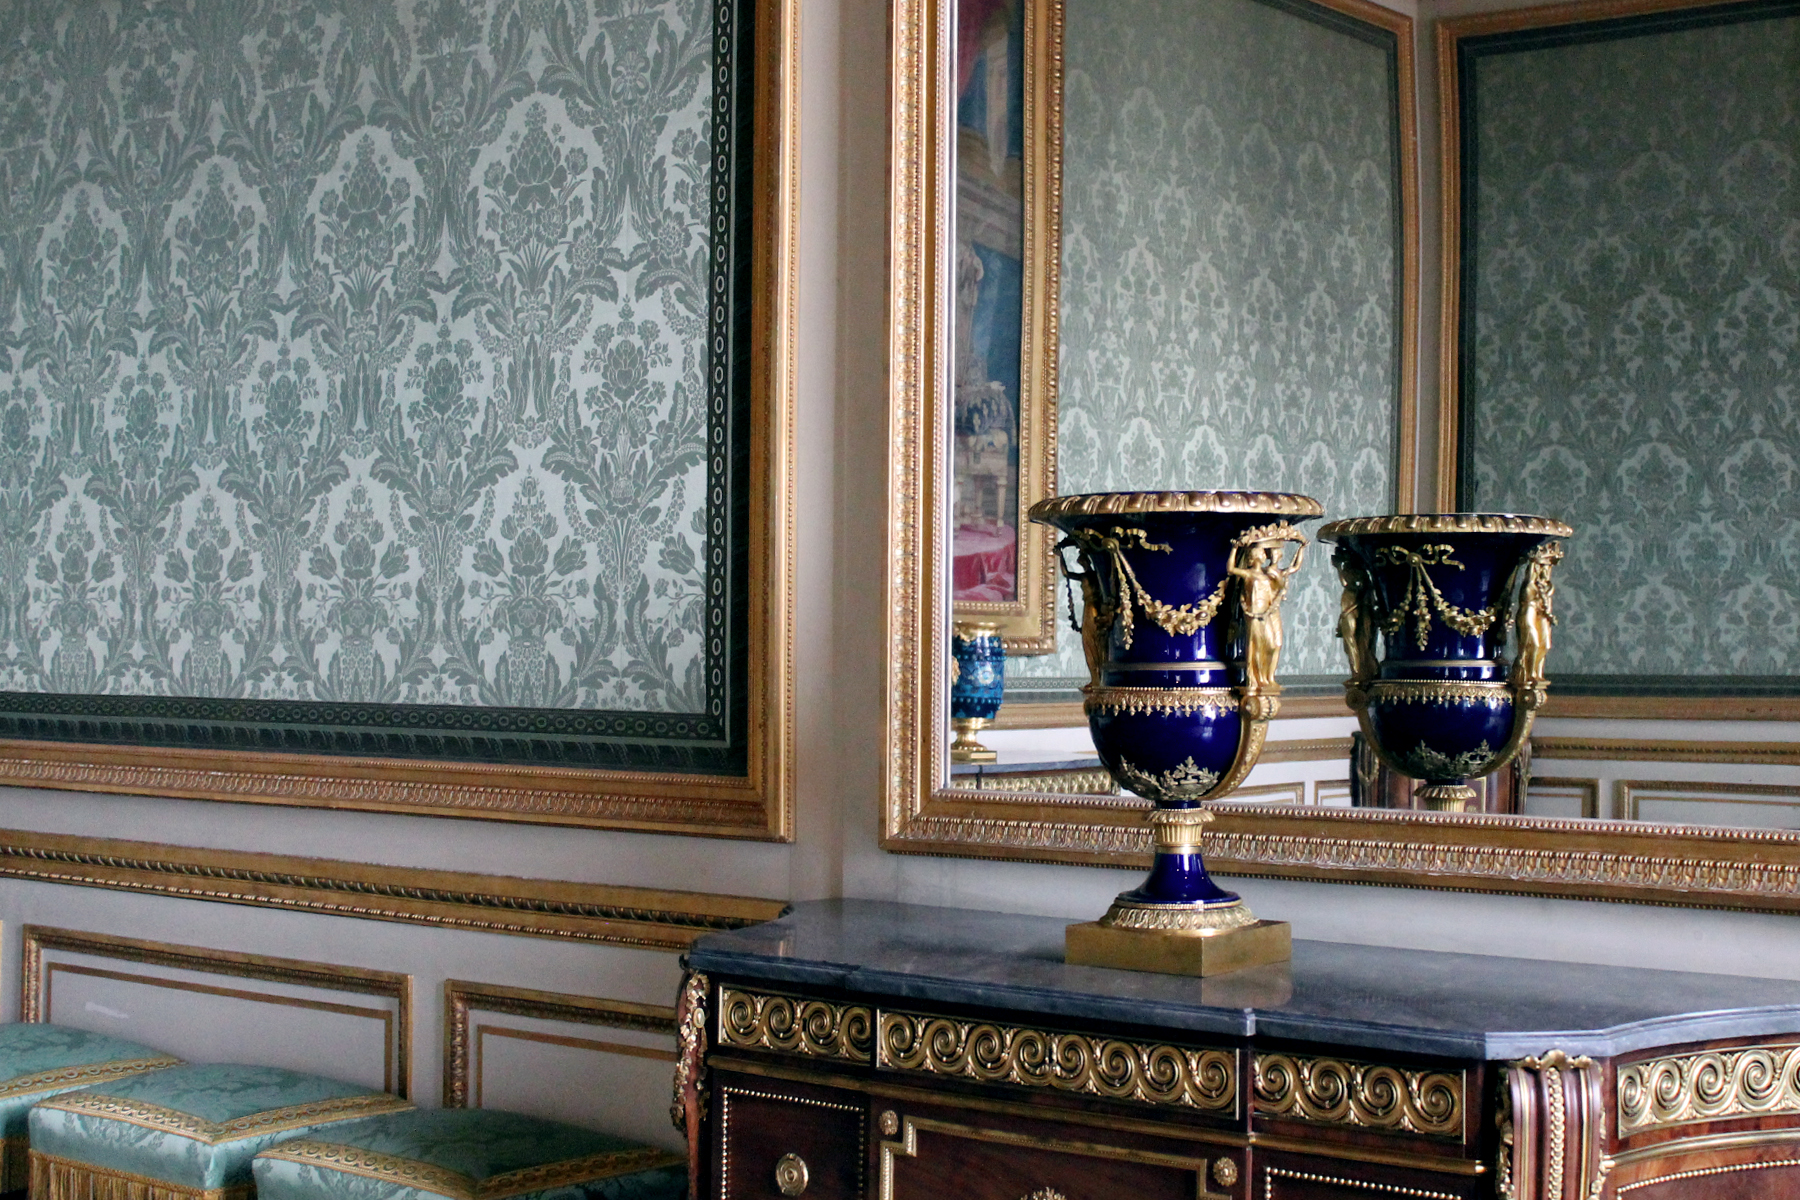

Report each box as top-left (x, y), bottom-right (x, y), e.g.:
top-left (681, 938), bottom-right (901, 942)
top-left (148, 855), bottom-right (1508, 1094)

top-left (1616, 779), bottom-right (1800, 823)
top-left (1264, 1164), bottom-right (1460, 1200)
top-left (45, 963), bottom-right (398, 1094)
top-left (1618, 1043), bottom-right (1800, 1137)
top-left (879, 1115), bottom-right (1232, 1200)
top-left (1253, 1052), bottom-right (1465, 1141)
top-left (876, 1010), bottom-right (1237, 1114)
top-left (1535, 738), bottom-right (1800, 766)
top-left (22, 925), bottom-right (413, 1098)
top-left (0, 828), bottom-right (786, 951)
top-left (1526, 777), bottom-right (1602, 820)
top-left (717, 988), bottom-right (874, 1063)
top-left (443, 980), bottom-right (676, 1109)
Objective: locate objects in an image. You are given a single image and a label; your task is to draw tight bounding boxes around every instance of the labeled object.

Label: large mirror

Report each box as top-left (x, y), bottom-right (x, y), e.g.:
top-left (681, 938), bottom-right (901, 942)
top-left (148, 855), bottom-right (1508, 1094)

top-left (884, 0), bottom-right (1800, 909)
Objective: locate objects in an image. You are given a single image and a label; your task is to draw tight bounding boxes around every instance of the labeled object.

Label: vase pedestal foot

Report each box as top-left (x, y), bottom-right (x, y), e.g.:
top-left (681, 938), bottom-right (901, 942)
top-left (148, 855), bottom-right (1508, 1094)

top-left (1417, 782), bottom-right (1477, 812)
top-left (1066, 917), bottom-right (1292, 977)
top-left (949, 717), bottom-right (997, 764)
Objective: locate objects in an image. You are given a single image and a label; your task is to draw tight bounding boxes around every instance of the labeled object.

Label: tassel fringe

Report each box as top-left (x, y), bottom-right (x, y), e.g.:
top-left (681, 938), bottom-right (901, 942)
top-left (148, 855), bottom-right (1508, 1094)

top-left (28, 1153), bottom-right (250, 1200)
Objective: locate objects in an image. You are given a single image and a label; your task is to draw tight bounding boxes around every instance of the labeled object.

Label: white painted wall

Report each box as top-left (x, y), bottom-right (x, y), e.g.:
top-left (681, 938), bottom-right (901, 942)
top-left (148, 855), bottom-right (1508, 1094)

top-left (0, 0), bottom-right (1794, 1161)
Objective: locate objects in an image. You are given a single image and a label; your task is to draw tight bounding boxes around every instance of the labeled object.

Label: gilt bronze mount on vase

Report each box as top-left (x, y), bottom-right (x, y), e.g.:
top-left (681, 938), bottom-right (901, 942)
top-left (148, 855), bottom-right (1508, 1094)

top-left (949, 621), bottom-right (1005, 763)
top-left (1029, 490), bottom-right (1322, 976)
top-left (1319, 514), bottom-right (1572, 813)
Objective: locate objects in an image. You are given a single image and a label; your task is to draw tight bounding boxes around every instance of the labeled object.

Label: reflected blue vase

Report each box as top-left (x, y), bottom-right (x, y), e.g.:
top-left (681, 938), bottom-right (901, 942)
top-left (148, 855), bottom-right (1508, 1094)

top-left (950, 621), bottom-right (1004, 763)
top-left (1319, 514), bottom-right (1572, 812)
top-left (1029, 491), bottom-right (1320, 932)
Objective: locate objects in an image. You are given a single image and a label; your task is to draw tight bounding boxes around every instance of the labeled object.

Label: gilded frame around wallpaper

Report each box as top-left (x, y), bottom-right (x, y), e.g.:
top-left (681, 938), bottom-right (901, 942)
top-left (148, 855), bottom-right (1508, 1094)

top-left (947, 0), bottom-right (1062, 654)
top-left (1435, 0), bottom-right (1800, 721)
top-left (0, 0), bottom-right (800, 838)
top-left (886, 0), bottom-right (1800, 909)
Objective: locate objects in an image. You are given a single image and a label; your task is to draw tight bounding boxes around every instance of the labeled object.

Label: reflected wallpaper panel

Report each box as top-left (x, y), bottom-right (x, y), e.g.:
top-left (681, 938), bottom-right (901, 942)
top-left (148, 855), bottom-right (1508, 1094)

top-left (1458, 2), bottom-right (1800, 681)
top-left (1010, 0), bottom-right (1404, 686)
top-left (0, 0), bottom-right (753, 769)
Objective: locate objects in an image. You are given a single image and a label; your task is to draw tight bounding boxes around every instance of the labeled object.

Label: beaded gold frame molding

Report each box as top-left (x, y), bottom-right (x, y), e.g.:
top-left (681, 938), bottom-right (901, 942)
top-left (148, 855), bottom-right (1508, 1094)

top-left (883, 0), bottom-right (1800, 907)
top-left (0, 0), bottom-right (801, 840)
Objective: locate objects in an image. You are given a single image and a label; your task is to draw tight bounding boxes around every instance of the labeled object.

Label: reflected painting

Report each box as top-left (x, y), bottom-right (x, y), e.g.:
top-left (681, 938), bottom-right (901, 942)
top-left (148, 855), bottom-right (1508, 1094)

top-left (952, 0), bottom-right (1026, 605)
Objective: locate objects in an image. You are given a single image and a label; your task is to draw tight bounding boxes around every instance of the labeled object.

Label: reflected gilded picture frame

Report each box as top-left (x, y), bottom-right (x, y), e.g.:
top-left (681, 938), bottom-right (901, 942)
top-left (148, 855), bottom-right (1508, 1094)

top-left (1437, 0), bottom-right (1800, 718)
top-left (0, 0), bottom-right (800, 838)
top-left (948, 0), bottom-right (1063, 653)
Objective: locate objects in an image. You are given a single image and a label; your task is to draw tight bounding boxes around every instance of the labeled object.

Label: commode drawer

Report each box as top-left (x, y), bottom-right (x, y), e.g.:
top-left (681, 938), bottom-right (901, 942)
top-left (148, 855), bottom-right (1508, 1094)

top-left (716, 1075), bottom-right (868, 1200)
top-left (877, 1108), bottom-right (1238, 1200)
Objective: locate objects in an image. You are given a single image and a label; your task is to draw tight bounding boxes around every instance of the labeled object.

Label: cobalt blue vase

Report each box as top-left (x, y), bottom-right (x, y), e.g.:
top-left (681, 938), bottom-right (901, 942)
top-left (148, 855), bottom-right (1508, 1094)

top-left (1319, 514), bottom-right (1572, 812)
top-left (949, 620), bottom-right (1005, 763)
top-left (1029, 491), bottom-right (1320, 938)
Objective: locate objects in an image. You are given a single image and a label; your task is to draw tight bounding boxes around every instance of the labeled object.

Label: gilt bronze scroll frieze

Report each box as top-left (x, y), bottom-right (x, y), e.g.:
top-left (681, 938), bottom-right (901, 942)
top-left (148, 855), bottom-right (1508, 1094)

top-left (876, 1010), bottom-right (1238, 1113)
top-left (717, 989), bottom-right (875, 1063)
top-left (1253, 1052), bottom-right (1465, 1140)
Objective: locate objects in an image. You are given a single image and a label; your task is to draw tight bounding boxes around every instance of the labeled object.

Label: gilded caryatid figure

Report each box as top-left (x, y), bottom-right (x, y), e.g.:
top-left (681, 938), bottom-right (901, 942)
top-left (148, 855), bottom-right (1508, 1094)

top-left (1333, 548), bottom-right (1379, 686)
top-left (1229, 533), bottom-right (1306, 696)
top-left (1512, 541), bottom-right (1563, 698)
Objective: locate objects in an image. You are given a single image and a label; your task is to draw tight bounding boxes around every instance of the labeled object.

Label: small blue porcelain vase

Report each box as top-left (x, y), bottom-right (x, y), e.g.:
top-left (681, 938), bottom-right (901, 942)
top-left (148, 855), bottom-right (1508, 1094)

top-left (1320, 514), bottom-right (1572, 812)
top-left (950, 621), bottom-right (1005, 763)
top-left (1029, 490), bottom-right (1320, 935)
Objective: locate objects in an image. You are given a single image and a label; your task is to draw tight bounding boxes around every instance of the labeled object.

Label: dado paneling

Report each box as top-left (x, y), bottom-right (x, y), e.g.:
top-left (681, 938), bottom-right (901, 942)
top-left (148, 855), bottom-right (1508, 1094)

top-left (445, 980), bottom-right (681, 1152)
top-left (21, 925), bottom-right (411, 1095)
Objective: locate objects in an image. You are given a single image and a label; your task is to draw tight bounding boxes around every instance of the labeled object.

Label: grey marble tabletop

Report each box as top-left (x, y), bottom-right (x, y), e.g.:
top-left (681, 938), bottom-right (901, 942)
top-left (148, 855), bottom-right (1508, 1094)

top-left (687, 899), bottom-right (1800, 1059)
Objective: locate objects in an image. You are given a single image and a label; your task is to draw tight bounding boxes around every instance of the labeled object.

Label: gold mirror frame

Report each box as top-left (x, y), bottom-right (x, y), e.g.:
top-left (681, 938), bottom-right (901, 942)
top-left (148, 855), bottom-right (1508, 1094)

top-left (0, 0), bottom-right (800, 841)
top-left (883, 0), bottom-right (1800, 910)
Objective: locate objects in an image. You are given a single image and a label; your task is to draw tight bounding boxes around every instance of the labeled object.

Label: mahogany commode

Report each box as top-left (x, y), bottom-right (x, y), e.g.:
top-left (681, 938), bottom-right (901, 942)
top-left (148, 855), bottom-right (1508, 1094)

top-left (677, 900), bottom-right (1800, 1199)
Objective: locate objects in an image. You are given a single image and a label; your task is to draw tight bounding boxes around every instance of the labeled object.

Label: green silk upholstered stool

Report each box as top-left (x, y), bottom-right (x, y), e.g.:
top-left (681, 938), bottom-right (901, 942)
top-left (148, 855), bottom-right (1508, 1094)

top-left (251, 1110), bottom-right (685, 1200)
top-left (28, 1062), bottom-right (412, 1200)
top-left (0, 1024), bottom-right (181, 1194)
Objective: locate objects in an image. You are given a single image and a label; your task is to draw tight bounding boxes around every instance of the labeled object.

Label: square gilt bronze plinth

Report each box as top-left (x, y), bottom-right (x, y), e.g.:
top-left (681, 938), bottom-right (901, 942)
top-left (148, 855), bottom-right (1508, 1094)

top-left (1065, 918), bottom-right (1292, 977)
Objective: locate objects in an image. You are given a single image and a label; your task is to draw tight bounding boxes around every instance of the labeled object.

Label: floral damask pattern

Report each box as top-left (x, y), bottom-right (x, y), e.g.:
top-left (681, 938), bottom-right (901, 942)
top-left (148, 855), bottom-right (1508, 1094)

top-left (1011, 0), bottom-right (1400, 684)
top-left (0, 0), bottom-right (717, 717)
top-left (1464, 17), bottom-right (1800, 676)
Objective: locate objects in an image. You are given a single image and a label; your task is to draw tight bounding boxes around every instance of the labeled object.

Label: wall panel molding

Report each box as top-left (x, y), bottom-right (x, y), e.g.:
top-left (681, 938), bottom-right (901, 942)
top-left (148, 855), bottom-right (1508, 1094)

top-left (443, 980), bottom-right (677, 1109)
top-left (22, 926), bottom-right (413, 1095)
top-left (0, 829), bottom-right (788, 950)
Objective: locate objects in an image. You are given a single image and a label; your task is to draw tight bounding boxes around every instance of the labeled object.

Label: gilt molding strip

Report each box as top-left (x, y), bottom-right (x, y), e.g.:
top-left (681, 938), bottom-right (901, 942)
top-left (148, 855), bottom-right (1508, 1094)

top-left (887, 807), bottom-right (1800, 911)
top-left (1618, 1043), bottom-right (1800, 1137)
top-left (1253, 1053), bottom-right (1464, 1140)
top-left (718, 989), bottom-right (875, 1063)
top-left (22, 925), bottom-right (415, 1097)
top-left (0, 829), bottom-right (788, 951)
top-left (443, 981), bottom-right (677, 1109)
top-left (876, 1010), bottom-right (1237, 1113)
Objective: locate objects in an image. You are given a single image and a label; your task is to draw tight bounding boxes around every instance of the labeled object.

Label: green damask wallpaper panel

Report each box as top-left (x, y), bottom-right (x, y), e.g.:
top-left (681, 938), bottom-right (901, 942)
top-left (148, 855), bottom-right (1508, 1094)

top-left (1009, 0), bottom-right (1404, 689)
top-left (1458, 3), bottom-right (1800, 682)
top-left (0, 0), bottom-right (755, 768)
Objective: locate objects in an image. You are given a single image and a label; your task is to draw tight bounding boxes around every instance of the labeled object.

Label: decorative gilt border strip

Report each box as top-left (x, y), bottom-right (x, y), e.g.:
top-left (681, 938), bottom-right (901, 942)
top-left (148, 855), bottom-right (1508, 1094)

top-left (21, 926), bottom-right (414, 1097)
top-left (718, 989), bottom-right (874, 1062)
top-left (0, 0), bottom-right (801, 840)
top-left (443, 981), bottom-right (677, 1109)
top-left (0, 829), bottom-right (787, 951)
top-left (876, 1010), bottom-right (1237, 1114)
top-left (1617, 780), bottom-right (1800, 822)
top-left (1618, 1043), bottom-right (1800, 1137)
top-left (885, 803), bottom-right (1800, 911)
top-left (1533, 738), bottom-right (1800, 766)
top-left (1253, 1053), bottom-right (1464, 1140)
